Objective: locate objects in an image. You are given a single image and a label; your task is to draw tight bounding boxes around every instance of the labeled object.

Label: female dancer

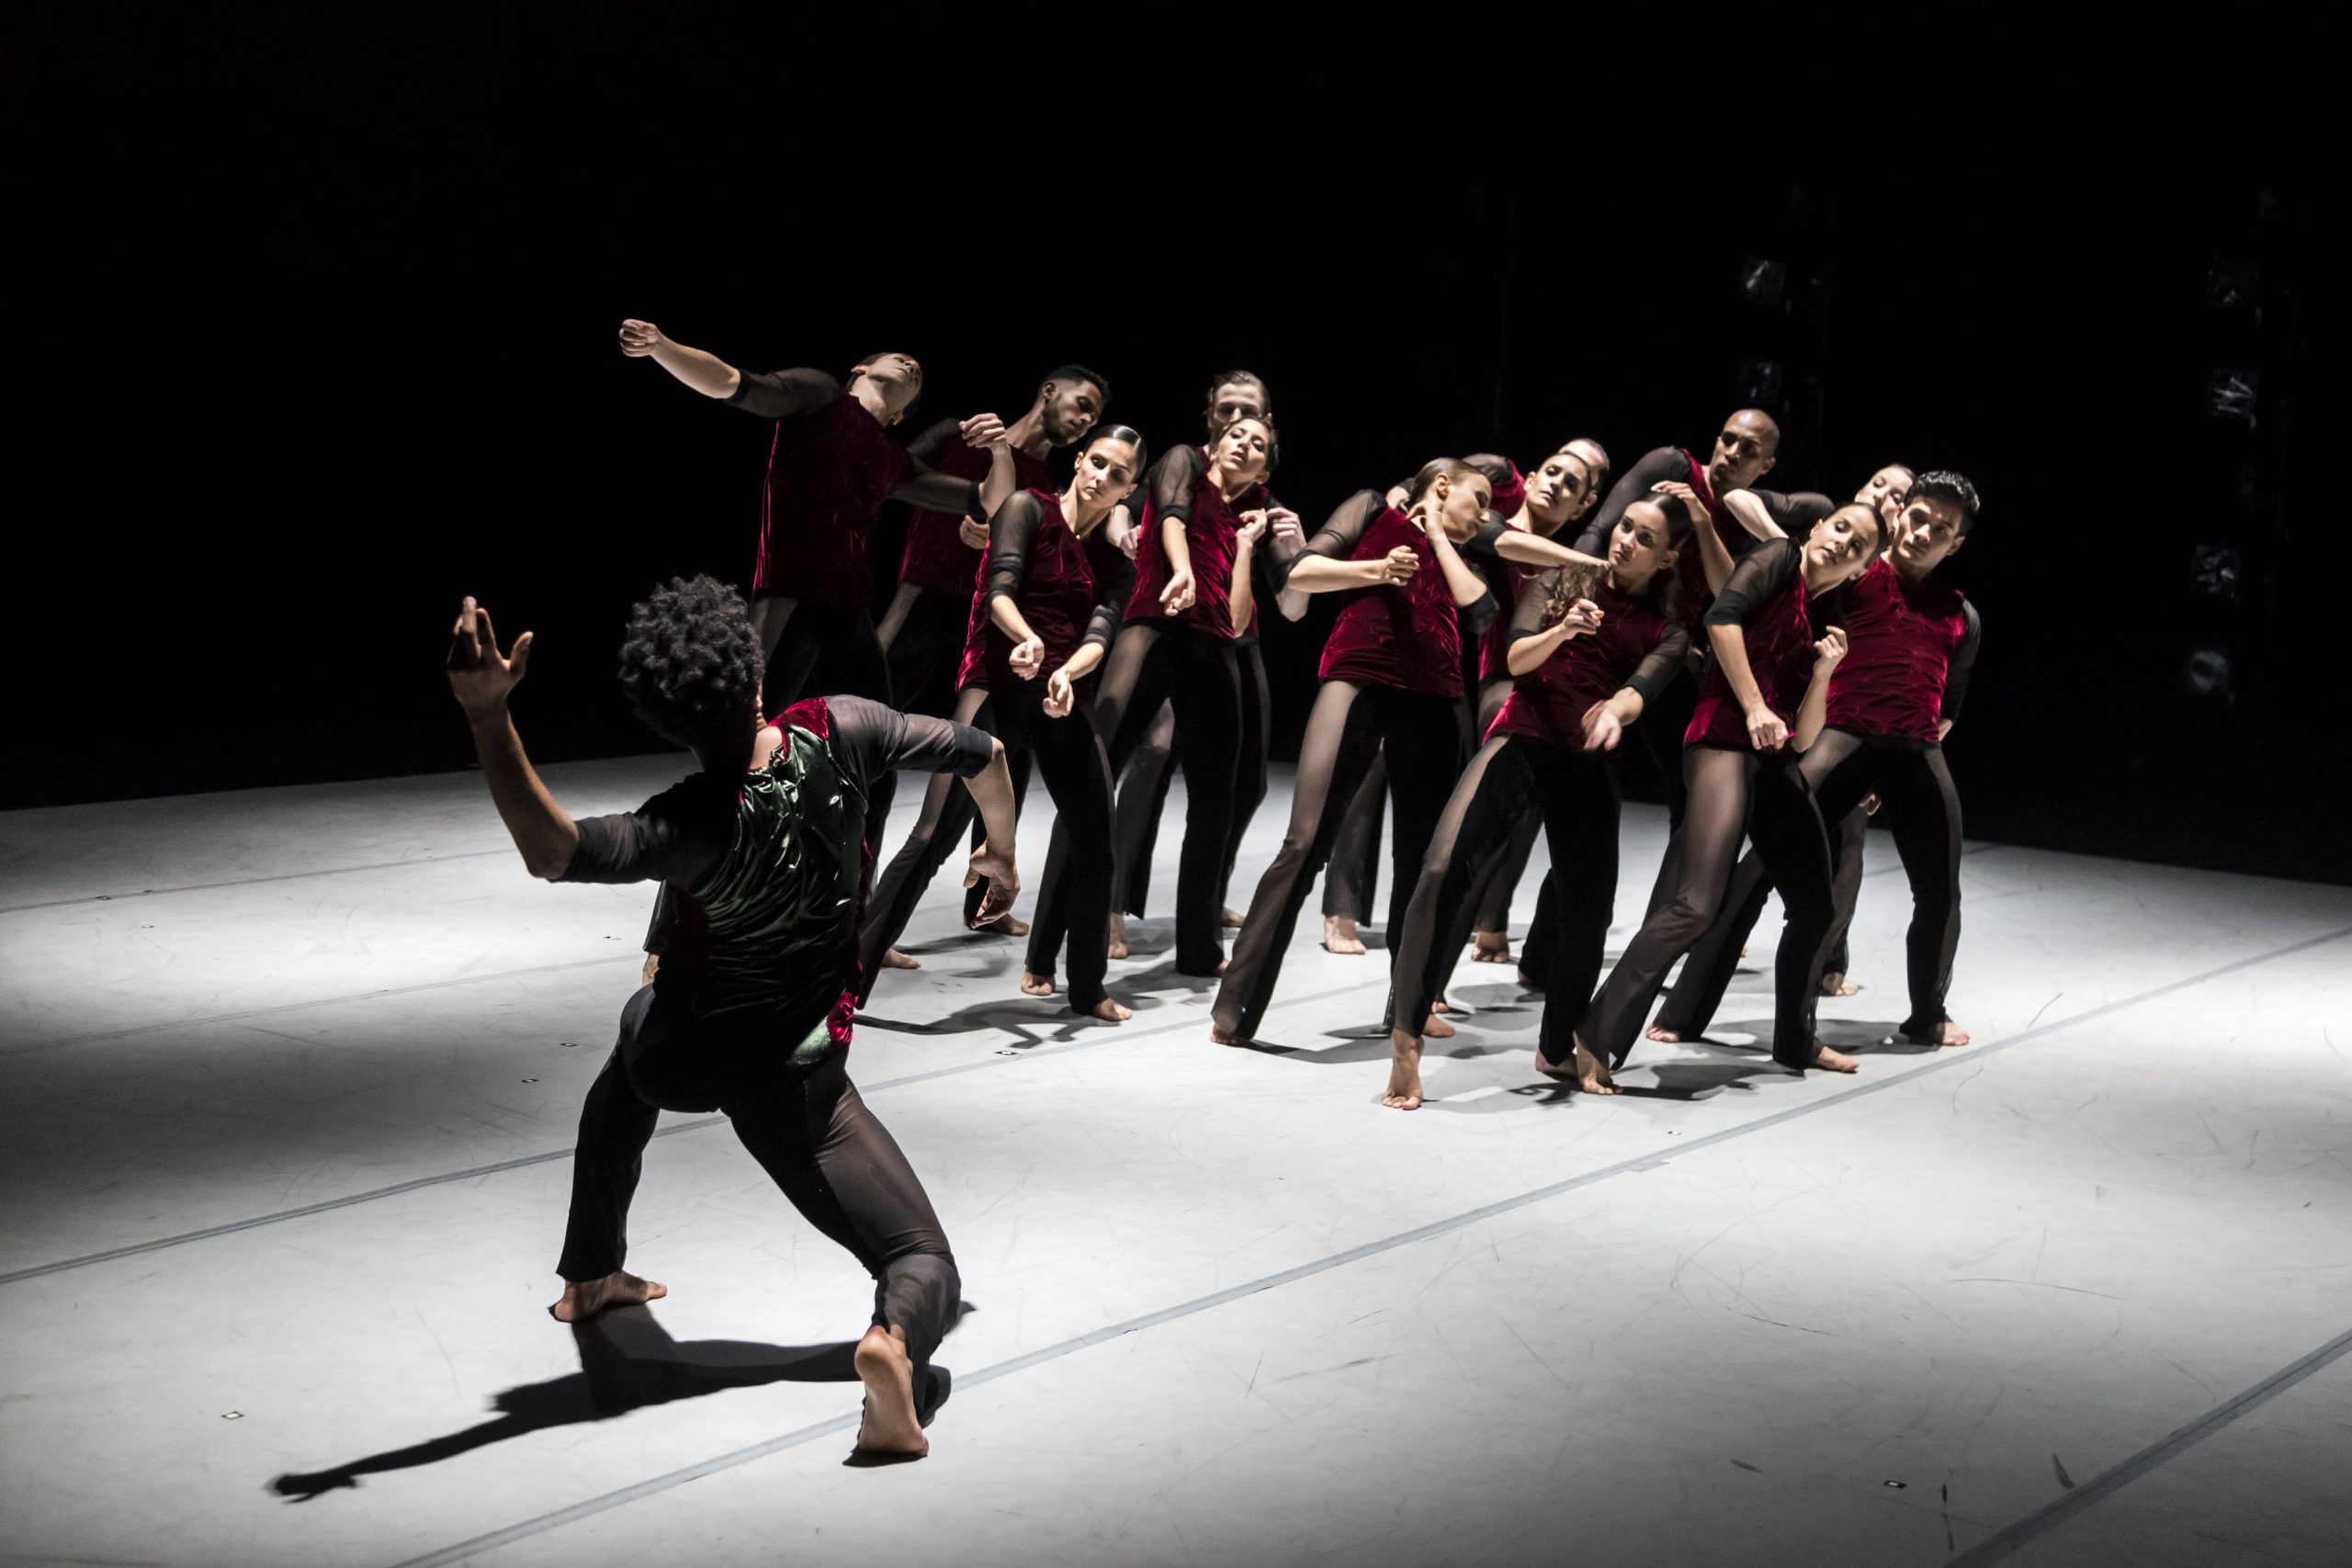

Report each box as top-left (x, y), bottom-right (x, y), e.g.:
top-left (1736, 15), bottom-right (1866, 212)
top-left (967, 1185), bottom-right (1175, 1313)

top-left (1570, 500), bottom-right (1886, 1086)
top-left (444, 578), bottom-right (1020, 1459)
top-left (1380, 494), bottom-right (1692, 1108)
top-left (857, 428), bottom-right (1148, 1021)
top-left (1211, 460), bottom-right (1498, 1045)
top-left (1026, 412), bottom-right (1280, 981)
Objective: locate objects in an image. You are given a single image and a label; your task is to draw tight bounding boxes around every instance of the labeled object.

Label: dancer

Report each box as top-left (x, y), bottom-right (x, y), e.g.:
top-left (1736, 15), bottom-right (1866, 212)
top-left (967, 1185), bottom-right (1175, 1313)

top-left (1108, 372), bottom-right (1303, 953)
top-left (444, 577), bottom-right (1020, 1460)
top-left (616, 321), bottom-right (1015, 706)
top-left (858, 427), bottom-right (1148, 1020)
top-left (1649, 471), bottom-right (1983, 1048)
top-left (1380, 495), bottom-right (1693, 1107)
top-left (880, 367), bottom-right (1112, 718)
top-left (1212, 460), bottom-right (1498, 1045)
top-left (1572, 501), bottom-right (1886, 1084)
top-left (1027, 412), bottom-right (1281, 981)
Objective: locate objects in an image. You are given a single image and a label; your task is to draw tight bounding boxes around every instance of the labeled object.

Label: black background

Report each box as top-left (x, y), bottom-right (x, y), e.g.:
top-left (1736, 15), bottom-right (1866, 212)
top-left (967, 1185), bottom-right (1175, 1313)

top-left (12, 6), bottom-right (2346, 882)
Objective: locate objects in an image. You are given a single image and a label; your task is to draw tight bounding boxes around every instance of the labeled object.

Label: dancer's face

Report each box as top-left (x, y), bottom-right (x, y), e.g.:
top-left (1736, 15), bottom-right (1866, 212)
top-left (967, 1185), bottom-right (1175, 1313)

top-left (1041, 378), bottom-right (1105, 446)
top-left (853, 353), bottom-right (925, 423)
top-left (1803, 503), bottom-right (1882, 584)
top-left (1429, 470), bottom-right (1493, 542)
top-left (1211, 416), bottom-right (1274, 485)
top-left (1608, 501), bottom-right (1680, 588)
top-left (1855, 464), bottom-right (1914, 532)
top-left (1706, 412), bottom-right (1778, 493)
top-left (1561, 439), bottom-right (1610, 517)
top-left (1521, 453), bottom-right (1592, 528)
top-left (1072, 434), bottom-right (1143, 511)
top-left (1205, 378), bottom-right (1269, 438)
top-left (1890, 492), bottom-right (1967, 577)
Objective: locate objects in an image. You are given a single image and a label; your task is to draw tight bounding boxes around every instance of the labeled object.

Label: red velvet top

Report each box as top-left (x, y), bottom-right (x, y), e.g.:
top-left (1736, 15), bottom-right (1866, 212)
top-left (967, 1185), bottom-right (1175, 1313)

top-left (956, 490), bottom-right (1130, 692)
top-left (1124, 445), bottom-right (1268, 641)
top-left (899, 436), bottom-right (1054, 593)
top-left (745, 392), bottom-right (914, 606)
top-left (1317, 504), bottom-right (1471, 698)
top-left (1684, 539), bottom-right (1820, 750)
top-left (1490, 578), bottom-right (1688, 750)
top-left (1825, 558), bottom-right (1975, 742)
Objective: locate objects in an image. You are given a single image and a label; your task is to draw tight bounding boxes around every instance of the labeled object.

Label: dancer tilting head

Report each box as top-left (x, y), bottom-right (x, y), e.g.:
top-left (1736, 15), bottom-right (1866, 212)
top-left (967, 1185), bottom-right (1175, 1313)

top-left (1212, 459), bottom-right (1499, 1047)
top-left (1651, 470), bottom-right (1983, 1051)
top-left (858, 427), bottom-right (1148, 1021)
top-left (1027, 407), bottom-right (1284, 983)
top-left (880, 366), bottom-right (1113, 718)
top-left (615, 321), bottom-right (1018, 708)
top-left (443, 575), bottom-right (1020, 1461)
top-left (1379, 496), bottom-right (1693, 1107)
top-left (1570, 500), bottom-right (1886, 1087)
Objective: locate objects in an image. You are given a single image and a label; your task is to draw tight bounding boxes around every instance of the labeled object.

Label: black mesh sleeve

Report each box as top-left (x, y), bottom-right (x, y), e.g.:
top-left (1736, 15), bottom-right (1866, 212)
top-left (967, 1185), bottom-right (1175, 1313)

top-left (1703, 538), bottom-right (1804, 629)
top-left (980, 491), bottom-right (1046, 610)
top-left (560, 779), bottom-right (734, 888)
top-left (1505, 567), bottom-right (1564, 649)
top-left (1457, 589), bottom-right (1498, 637)
top-left (1148, 444), bottom-right (1206, 525)
top-left (826, 694), bottom-right (996, 795)
top-left (724, 367), bottom-right (842, 421)
top-left (889, 454), bottom-right (984, 518)
top-left (1282, 489), bottom-right (1386, 588)
top-left (1573, 446), bottom-right (1690, 556)
top-left (905, 414), bottom-right (965, 468)
top-left (1083, 538), bottom-right (1136, 654)
top-left (1750, 489), bottom-right (1837, 534)
top-left (1941, 599), bottom-right (1983, 726)
top-left (1625, 624), bottom-right (1694, 705)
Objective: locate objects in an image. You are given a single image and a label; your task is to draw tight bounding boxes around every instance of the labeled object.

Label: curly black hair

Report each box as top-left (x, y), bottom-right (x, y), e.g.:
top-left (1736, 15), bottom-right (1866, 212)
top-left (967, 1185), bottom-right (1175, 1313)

top-left (1908, 469), bottom-right (1984, 534)
top-left (616, 575), bottom-right (764, 751)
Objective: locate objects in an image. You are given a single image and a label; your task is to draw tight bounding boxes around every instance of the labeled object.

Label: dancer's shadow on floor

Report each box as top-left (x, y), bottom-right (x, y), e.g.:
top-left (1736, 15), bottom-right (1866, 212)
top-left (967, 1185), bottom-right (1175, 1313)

top-left (1707, 1017), bottom-right (1922, 1055)
top-left (266, 1305), bottom-right (940, 1500)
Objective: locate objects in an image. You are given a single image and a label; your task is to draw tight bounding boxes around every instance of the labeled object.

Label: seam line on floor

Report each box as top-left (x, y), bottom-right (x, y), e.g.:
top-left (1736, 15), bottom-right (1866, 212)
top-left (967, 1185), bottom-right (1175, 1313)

top-left (383, 919), bottom-right (2352, 1568)
top-left (0, 979), bottom-right (1365, 1286)
top-left (0, 850), bottom-right (519, 915)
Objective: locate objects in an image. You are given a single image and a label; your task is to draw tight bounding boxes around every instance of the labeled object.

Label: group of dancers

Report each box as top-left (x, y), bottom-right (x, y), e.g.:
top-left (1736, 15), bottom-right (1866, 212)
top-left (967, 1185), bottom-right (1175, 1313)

top-left (441, 322), bottom-right (1982, 1457)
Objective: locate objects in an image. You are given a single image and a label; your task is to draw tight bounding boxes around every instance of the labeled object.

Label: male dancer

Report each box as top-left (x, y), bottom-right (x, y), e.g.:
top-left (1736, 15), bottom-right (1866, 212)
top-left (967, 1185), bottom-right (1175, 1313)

top-left (616, 320), bottom-right (1015, 706)
top-left (445, 576), bottom-right (1020, 1459)
top-left (882, 366), bottom-right (1113, 717)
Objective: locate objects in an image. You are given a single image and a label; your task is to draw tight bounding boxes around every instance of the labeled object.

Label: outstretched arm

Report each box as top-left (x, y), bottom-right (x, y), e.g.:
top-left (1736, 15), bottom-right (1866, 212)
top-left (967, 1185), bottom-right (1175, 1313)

top-left (445, 597), bottom-right (578, 879)
top-left (1283, 491), bottom-right (1418, 594)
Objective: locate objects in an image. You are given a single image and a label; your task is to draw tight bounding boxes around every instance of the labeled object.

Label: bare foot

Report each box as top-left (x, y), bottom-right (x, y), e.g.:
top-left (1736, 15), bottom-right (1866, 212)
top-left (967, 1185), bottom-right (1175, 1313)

top-left (852, 1325), bottom-right (929, 1461)
top-left (1021, 971), bottom-right (1056, 998)
top-left (882, 948), bottom-right (920, 971)
top-left (1080, 995), bottom-right (1133, 1022)
top-left (1431, 996), bottom-right (1452, 1015)
top-left (1809, 1043), bottom-right (1861, 1073)
top-left (1423, 1014), bottom-right (1456, 1039)
top-left (1906, 1020), bottom-right (1971, 1046)
top-left (1322, 915), bottom-right (1366, 955)
top-left (1819, 971), bottom-right (1859, 998)
top-left (639, 952), bottom-right (661, 987)
top-left (1645, 1023), bottom-right (1683, 1043)
top-left (1209, 1024), bottom-right (1246, 1045)
top-left (1536, 1034), bottom-right (1617, 1094)
top-left (976, 913), bottom-right (1031, 937)
top-left (1222, 906), bottom-right (1246, 929)
top-left (548, 1269), bottom-right (666, 1323)
top-left (1106, 912), bottom-right (1129, 962)
top-left (1382, 1029), bottom-right (1424, 1110)
top-left (1472, 930), bottom-right (1512, 964)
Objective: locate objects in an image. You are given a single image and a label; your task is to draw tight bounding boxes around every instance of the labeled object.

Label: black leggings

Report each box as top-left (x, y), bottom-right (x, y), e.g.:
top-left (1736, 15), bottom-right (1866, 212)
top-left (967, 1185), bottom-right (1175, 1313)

top-left (1214, 681), bottom-right (1464, 1040)
top-left (859, 681), bottom-right (1119, 1009)
top-left (1035, 620), bottom-right (1242, 976)
top-left (1464, 679), bottom-right (1541, 936)
top-left (1654, 731), bottom-right (1962, 1039)
top-left (1114, 639), bottom-right (1272, 918)
top-left (559, 987), bottom-right (959, 1378)
top-left (1323, 684), bottom-right (1479, 926)
top-left (1387, 734), bottom-right (1620, 1065)
top-left (877, 581), bottom-right (973, 722)
top-left (1580, 744), bottom-right (1838, 1069)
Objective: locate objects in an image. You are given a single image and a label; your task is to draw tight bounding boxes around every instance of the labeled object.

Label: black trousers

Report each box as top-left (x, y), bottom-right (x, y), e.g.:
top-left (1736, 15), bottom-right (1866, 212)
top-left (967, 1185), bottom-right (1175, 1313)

top-left (1214, 682), bottom-right (1464, 1040)
top-left (558, 986), bottom-right (959, 1378)
top-left (877, 581), bottom-right (973, 722)
top-left (1114, 638), bottom-right (1272, 918)
top-left (859, 680), bottom-right (1119, 1009)
top-left (1653, 730), bottom-right (1962, 1040)
top-left (1580, 744), bottom-right (1838, 1069)
top-left (1386, 733), bottom-right (1621, 1065)
top-left (1036, 619), bottom-right (1242, 976)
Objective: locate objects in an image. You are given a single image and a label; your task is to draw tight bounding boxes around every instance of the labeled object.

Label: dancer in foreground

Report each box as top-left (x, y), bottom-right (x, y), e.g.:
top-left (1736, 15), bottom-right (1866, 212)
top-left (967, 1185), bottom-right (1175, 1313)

top-left (445, 577), bottom-right (1019, 1460)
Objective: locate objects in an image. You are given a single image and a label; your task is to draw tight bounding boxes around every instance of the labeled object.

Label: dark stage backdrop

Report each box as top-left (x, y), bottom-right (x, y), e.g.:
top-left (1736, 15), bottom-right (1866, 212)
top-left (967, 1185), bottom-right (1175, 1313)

top-left (11, 6), bottom-right (2346, 884)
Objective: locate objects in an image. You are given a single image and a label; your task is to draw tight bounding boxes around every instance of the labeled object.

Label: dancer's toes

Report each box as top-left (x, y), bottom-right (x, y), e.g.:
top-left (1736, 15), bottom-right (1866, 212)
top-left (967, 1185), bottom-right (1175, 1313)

top-left (1105, 912), bottom-right (1129, 962)
top-left (852, 1325), bottom-right (929, 1461)
top-left (1645, 1024), bottom-right (1683, 1043)
top-left (1472, 930), bottom-right (1512, 964)
top-left (1922, 1020), bottom-right (1970, 1046)
top-left (1322, 916), bottom-right (1366, 955)
top-left (1810, 1043), bottom-right (1861, 1073)
top-left (977, 913), bottom-right (1031, 937)
top-left (1422, 1014), bottom-right (1457, 1039)
top-left (548, 1269), bottom-right (666, 1323)
top-left (1080, 995), bottom-right (1133, 1022)
top-left (1020, 971), bottom-right (1056, 998)
top-left (1222, 906), bottom-right (1245, 929)
top-left (1383, 1031), bottom-right (1424, 1110)
top-left (1209, 1024), bottom-right (1245, 1046)
top-left (1819, 971), bottom-right (1859, 998)
top-left (1572, 1035), bottom-right (1618, 1095)
top-left (882, 948), bottom-right (921, 971)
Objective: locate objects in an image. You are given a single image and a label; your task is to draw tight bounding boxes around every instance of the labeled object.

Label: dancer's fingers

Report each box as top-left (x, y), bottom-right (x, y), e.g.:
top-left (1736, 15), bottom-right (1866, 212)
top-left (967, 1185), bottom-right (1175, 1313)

top-left (508, 630), bottom-right (534, 678)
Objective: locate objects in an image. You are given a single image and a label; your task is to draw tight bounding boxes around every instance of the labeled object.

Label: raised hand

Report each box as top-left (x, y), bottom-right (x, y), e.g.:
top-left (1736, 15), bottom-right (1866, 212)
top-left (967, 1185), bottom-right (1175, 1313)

top-left (1235, 510), bottom-right (1270, 549)
top-left (1161, 565), bottom-right (1197, 615)
top-left (1043, 667), bottom-right (1076, 718)
top-left (617, 320), bottom-right (667, 357)
top-left (1563, 598), bottom-right (1605, 637)
top-left (1580, 703), bottom-right (1625, 752)
top-left (959, 412), bottom-right (1009, 448)
top-left (445, 596), bottom-right (534, 722)
top-left (1106, 502), bottom-right (1140, 559)
top-left (1266, 505), bottom-right (1305, 547)
top-left (1813, 624), bottom-right (1849, 671)
top-left (1374, 546), bottom-right (1421, 587)
top-left (958, 515), bottom-right (991, 550)
top-left (965, 844), bottom-right (1020, 926)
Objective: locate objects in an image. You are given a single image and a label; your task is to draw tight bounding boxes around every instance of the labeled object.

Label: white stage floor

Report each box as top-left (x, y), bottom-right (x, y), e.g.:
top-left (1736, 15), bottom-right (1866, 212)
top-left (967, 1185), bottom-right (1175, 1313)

top-left (4, 754), bottom-right (2349, 1567)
